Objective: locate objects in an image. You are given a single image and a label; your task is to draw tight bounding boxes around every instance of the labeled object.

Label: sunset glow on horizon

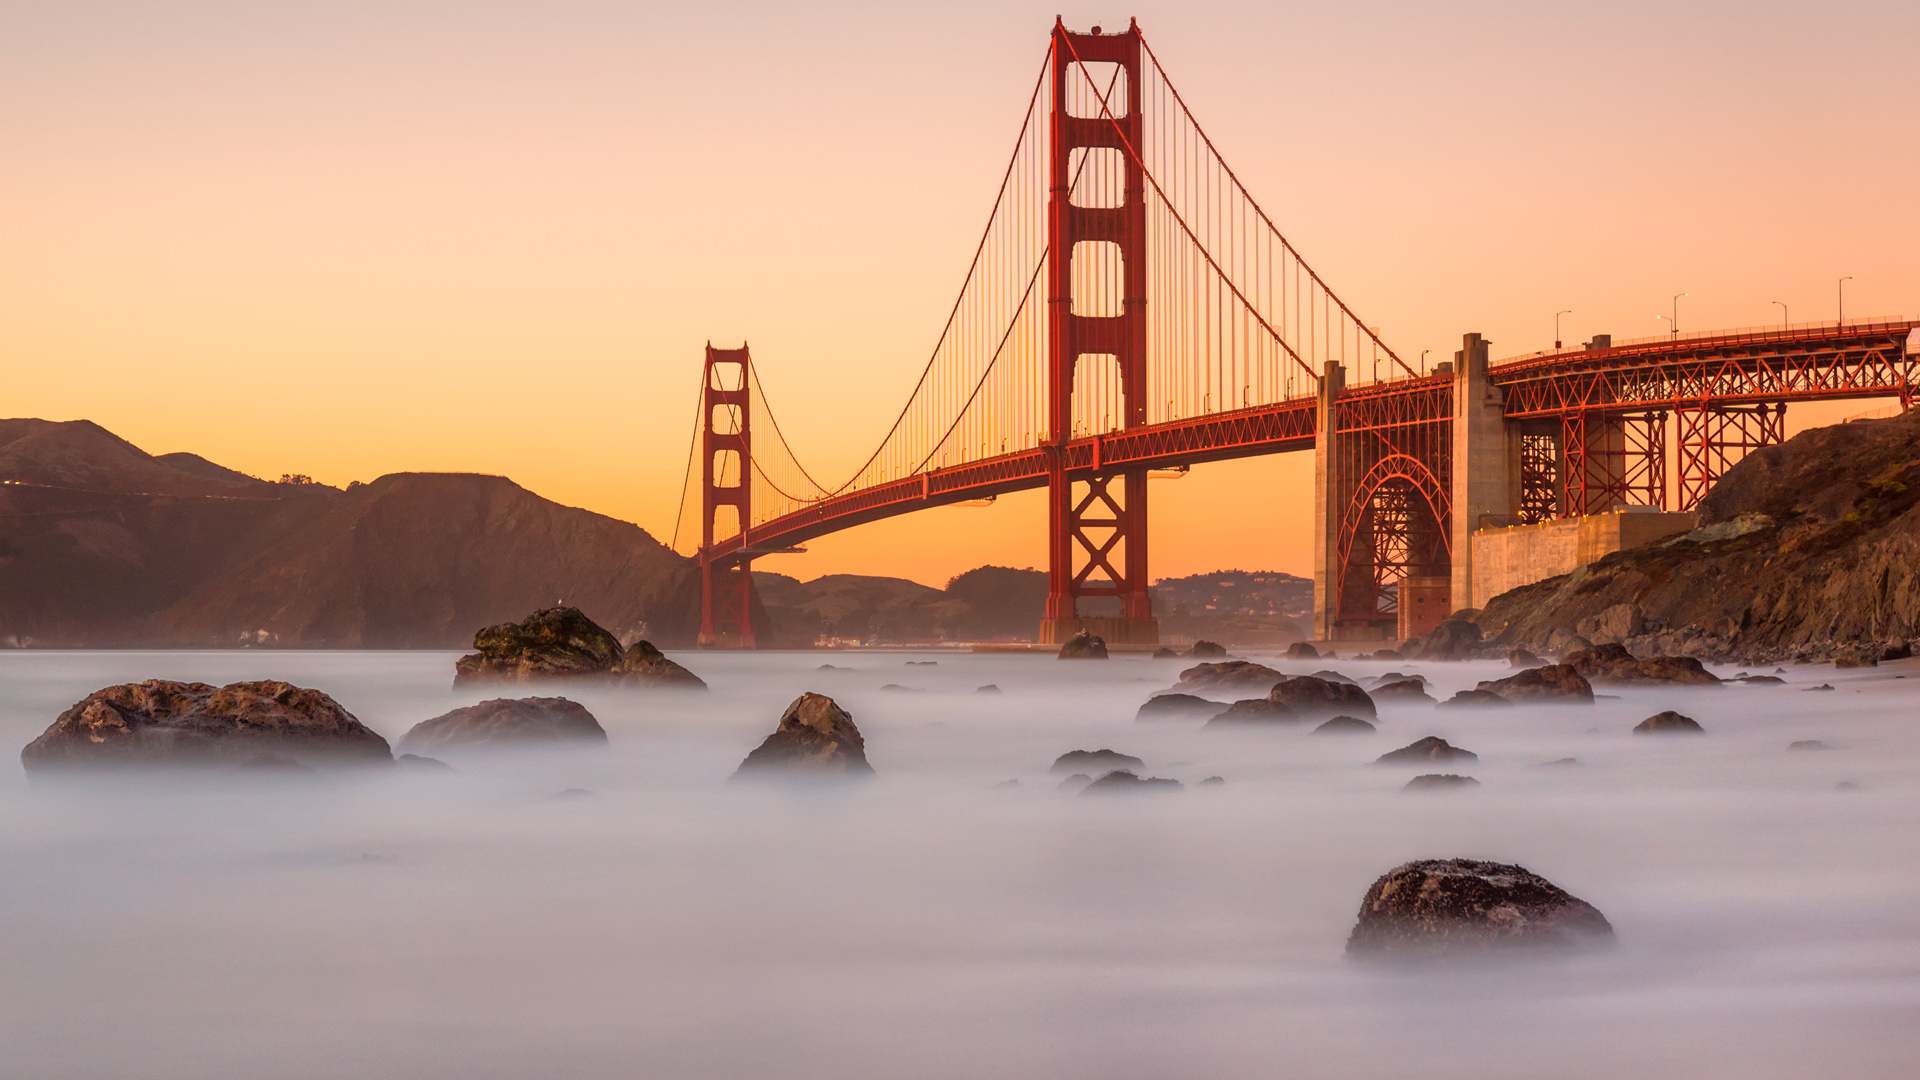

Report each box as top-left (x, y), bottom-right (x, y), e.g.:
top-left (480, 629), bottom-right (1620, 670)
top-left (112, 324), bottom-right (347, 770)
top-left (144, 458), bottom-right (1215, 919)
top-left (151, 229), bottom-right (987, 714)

top-left (5, 0), bottom-right (1916, 587)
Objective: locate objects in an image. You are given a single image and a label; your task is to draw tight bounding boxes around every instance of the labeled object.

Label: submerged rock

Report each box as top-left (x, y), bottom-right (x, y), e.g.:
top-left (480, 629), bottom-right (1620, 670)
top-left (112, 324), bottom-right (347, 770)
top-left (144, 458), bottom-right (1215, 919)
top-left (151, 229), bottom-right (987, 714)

top-left (1169, 660), bottom-right (1286, 697)
top-left (1269, 675), bottom-right (1377, 720)
top-left (454, 607), bottom-right (705, 689)
top-left (1056, 772), bottom-right (1094, 792)
top-left (1189, 640), bottom-right (1228, 658)
top-left (975, 684), bottom-right (1002, 694)
top-left (1285, 641), bottom-right (1321, 660)
top-left (1313, 715), bottom-right (1377, 735)
top-left (1404, 773), bottom-right (1479, 791)
top-left (395, 753), bottom-right (453, 771)
top-left (1375, 736), bottom-right (1478, 765)
top-left (1345, 858), bottom-right (1614, 959)
top-left (1476, 664), bottom-right (1594, 703)
top-left (1204, 698), bottom-right (1300, 726)
top-left (1057, 630), bottom-right (1109, 660)
top-left (1508, 648), bottom-right (1546, 668)
top-left (1372, 678), bottom-right (1437, 703)
top-left (1633, 710), bottom-right (1705, 735)
top-left (1409, 618), bottom-right (1482, 661)
top-left (1307, 669), bottom-right (1359, 686)
top-left (1197, 775), bottom-right (1226, 786)
top-left (1437, 689), bottom-right (1512, 709)
top-left (398, 697), bottom-right (606, 754)
top-left (1050, 749), bottom-right (1144, 774)
top-left (1152, 647), bottom-right (1180, 659)
top-left (22, 679), bottom-right (391, 773)
top-left (1080, 769), bottom-right (1183, 794)
top-left (1135, 692), bottom-right (1225, 721)
top-left (1788, 739), bottom-right (1832, 751)
top-left (731, 693), bottom-right (875, 779)
top-left (1564, 643), bottom-right (1719, 686)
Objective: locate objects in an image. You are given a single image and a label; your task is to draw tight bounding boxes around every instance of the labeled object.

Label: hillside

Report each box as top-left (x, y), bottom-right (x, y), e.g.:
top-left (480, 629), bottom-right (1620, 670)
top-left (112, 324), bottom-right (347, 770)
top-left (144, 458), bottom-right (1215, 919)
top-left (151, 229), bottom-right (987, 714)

top-left (0, 420), bottom-right (695, 647)
top-left (1475, 411), bottom-right (1920, 661)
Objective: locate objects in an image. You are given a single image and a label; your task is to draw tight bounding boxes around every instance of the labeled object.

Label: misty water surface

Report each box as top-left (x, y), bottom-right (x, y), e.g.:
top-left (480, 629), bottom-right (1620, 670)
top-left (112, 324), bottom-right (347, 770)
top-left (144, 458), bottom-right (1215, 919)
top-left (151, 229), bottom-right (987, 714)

top-left (1, 648), bottom-right (1916, 1079)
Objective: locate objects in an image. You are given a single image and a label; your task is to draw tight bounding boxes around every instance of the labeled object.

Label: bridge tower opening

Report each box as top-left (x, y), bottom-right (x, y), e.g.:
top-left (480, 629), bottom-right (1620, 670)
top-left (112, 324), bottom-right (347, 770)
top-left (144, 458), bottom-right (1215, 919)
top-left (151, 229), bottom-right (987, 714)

top-left (698, 344), bottom-right (757, 649)
top-left (1039, 19), bottom-right (1157, 647)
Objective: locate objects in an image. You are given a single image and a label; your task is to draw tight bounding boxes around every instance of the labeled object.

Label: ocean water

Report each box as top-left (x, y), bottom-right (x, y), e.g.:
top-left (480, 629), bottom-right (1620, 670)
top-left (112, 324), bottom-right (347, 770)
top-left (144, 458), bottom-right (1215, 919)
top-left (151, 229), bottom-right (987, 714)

top-left (0, 648), bottom-right (1916, 1079)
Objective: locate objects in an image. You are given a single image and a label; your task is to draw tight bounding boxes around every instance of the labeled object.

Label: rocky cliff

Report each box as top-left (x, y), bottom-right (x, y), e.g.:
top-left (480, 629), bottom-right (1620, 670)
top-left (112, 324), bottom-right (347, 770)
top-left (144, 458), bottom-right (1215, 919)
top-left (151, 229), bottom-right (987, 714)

top-left (0, 419), bottom-right (696, 647)
top-left (1475, 411), bottom-right (1920, 662)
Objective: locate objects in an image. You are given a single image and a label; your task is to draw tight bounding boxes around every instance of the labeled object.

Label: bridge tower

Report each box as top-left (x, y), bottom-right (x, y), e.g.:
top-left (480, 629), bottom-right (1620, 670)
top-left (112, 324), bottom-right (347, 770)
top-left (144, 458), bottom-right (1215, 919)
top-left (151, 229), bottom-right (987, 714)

top-left (1039, 18), bottom-right (1157, 647)
top-left (698, 344), bottom-right (756, 649)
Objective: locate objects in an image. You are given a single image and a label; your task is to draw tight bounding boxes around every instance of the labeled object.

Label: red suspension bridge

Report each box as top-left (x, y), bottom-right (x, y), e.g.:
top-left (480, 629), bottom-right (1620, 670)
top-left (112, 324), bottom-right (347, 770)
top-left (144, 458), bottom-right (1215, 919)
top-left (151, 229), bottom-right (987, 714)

top-left (675, 18), bottom-right (1920, 648)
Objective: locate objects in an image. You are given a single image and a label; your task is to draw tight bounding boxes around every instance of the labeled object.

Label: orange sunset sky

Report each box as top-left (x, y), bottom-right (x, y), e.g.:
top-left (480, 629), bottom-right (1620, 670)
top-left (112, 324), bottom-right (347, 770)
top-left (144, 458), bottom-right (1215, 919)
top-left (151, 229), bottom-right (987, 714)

top-left (4, 1), bottom-right (1917, 587)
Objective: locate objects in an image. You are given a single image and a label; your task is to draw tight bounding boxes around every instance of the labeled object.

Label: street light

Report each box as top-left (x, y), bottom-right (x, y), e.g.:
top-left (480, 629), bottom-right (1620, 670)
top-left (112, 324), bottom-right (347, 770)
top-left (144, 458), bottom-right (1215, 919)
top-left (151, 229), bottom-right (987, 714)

top-left (1838, 276), bottom-right (1853, 328)
top-left (1667, 293), bottom-right (1688, 339)
top-left (1555, 310), bottom-right (1572, 350)
top-left (1772, 300), bottom-right (1788, 330)
top-left (1420, 348), bottom-right (1431, 375)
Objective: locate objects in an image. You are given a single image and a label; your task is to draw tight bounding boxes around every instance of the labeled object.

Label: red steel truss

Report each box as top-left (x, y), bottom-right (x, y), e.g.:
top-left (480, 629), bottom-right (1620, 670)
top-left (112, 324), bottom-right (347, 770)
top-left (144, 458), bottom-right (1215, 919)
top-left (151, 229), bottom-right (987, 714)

top-left (1562, 410), bottom-right (1666, 515)
top-left (1329, 377), bottom-right (1452, 635)
top-left (1677, 403), bottom-right (1786, 511)
top-left (698, 345), bottom-right (756, 648)
top-left (1517, 426), bottom-right (1561, 524)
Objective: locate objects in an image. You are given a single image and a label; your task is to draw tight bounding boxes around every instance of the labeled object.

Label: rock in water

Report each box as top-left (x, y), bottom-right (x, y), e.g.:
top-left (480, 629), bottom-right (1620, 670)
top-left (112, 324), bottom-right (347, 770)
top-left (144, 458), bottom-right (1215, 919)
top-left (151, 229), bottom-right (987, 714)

top-left (1268, 675), bottom-right (1377, 720)
top-left (1204, 699), bottom-right (1299, 725)
top-left (1476, 664), bottom-right (1594, 703)
top-left (1080, 769), bottom-right (1183, 794)
top-left (612, 639), bottom-right (708, 688)
top-left (1286, 641), bottom-right (1320, 660)
top-left (1152, 647), bottom-right (1179, 659)
top-left (1375, 736), bottom-right (1477, 765)
top-left (1135, 693), bottom-right (1225, 721)
top-left (1437, 689), bottom-right (1513, 709)
top-left (1056, 630), bottom-right (1109, 659)
top-left (1563, 643), bottom-right (1719, 686)
top-left (1345, 859), bottom-right (1614, 959)
top-left (21, 679), bottom-right (391, 773)
top-left (1788, 739), bottom-right (1832, 751)
top-left (453, 607), bottom-right (706, 688)
top-left (398, 697), bottom-right (607, 753)
top-left (1633, 710), bottom-right (1705, 735)
top-left (1509, 648), bottom-right (1546, 668)
top-left (1189, 640), bottom-right (1228, 658)
top-left (1169, 660), bottom-right (1287, 696)
top-left (1404, 773), bottom-right (1479, 791)
top-left (731, 693), bottom-right (874, 778)
top-left (1051, 749), bottom-right (1145, 774)
top-left (1409, 618), bottom-right (1482, 660)
top-left (1313, 715), bottom-right (1376, 735)
top-left (1371, 678), bottom-right (1437, 703)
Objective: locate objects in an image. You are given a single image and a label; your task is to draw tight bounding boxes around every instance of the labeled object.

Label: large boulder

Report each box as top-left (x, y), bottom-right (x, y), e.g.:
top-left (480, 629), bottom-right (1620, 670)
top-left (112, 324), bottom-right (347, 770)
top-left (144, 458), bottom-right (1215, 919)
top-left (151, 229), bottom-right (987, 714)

top-left (1409, 617), bottom-right (1481, 661)
top-left (398, 697), bottom-right (606, 754)
top-left (1204, 698), bottom-right (1299, 726)
top-left (1375, 736), bottom-right (1477, 765)
top-left (731, 693), bottom-right (874, 778)
top-left (1285, 641), bottom-right (1320, 660)
top-left (1057, 630), bottom-right (1109, 660)
top-left (1189, 640), bottom-right (1228, 658)
top-left (1345, 859), bottom-right (1615, 959)
top-left (1314, 715), bottom-right (1377, 735)
top-left (453, 607), bottom-right (705, 688)
top-left (1564, 643), bottom-right (1720, 686)
top-left (1633, 710), bottom-right (1705, 735)
top-left (1135, 693), bottom-right (1225, 721)
top-left (1437, 689), bottom-right (1512, 709)
top-left (1371, 678), bottom-right (1436, 704)
top-left (1168, 660), bottom-right (1286, 697)
top-left (1475, 664), bottom-right (1594, 703)
top-left (1268, 675), bottom-right (1377, 720)
top-left (21, 680), bottom-right (391, 773)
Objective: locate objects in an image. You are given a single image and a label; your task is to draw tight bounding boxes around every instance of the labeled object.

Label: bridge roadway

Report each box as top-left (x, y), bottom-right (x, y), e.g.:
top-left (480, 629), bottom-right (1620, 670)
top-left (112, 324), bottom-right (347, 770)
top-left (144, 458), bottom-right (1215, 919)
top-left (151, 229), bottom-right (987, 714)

top-left (707, 319), bottom-right (1920, 568)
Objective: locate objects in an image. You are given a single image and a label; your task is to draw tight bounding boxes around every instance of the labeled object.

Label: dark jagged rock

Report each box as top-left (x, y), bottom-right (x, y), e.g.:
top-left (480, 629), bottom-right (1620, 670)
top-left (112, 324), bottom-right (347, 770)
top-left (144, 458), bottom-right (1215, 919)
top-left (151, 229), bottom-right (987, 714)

top-left (1136, 693), bottom-right (1225, 721)
top-left (22, 679), bottom-right (391, 773)
top-left (1057, 630), bottom-right (1109, 659)
top-left (1308, 669), bottom-right (1359, 685)
top-left (1806, 683), bottom-right (1836, 691)
top-left (1269, 675), bottom-right (1376, 720)
top-left (1404, 773), bottom-right (1479, 791)
top-left (1437, 689), bottom-right (1512, 709)
top-left (1375, 736), bottom-right (1478, 765)
top-left (1370, 671), bottom-right (1423, 687)
top-left (1286, 641), bottom-right (1321, 660)
top-left (1563, 644), bottom-right (1718, 687)
top-left (1788, 739), bottom-right (1832, 751)
top-left (1409, 618), bottom-right (1481, 661)
top-left (454, 607), bottom-right (705, 688)
top-left (1050, 749), bottom-right (1144, 774)
top-left (1313, 715), bottom-right (1376, 735)
top-left (613, 639), bottom-right (708, 688)
top-left (1476, 664), bottom-right (1594, 703)
top-left (1508, 649), bottom-right (1546, 668)
top-left (1371, 678), bottom-right (1437, 703)
top-left (731, 693), bottom-right (874, 778)
top-left (1345, 859), bottom-right (1614, 959)
top-left (1189, 640), bottom-right (1228, 658)
top-left (1080, 769), bottom-right (1183, 794)
top-left (398, 697), bottom-right (606, 754)
top-left (1368, 648), bottom-right (1404, 661)
top-left (1169, 660), bottom-right (1286, 697)
top-left (1633, 710), bottom-right (1705, 735)
top-left (1204, 698), bottom-right (1299, 726)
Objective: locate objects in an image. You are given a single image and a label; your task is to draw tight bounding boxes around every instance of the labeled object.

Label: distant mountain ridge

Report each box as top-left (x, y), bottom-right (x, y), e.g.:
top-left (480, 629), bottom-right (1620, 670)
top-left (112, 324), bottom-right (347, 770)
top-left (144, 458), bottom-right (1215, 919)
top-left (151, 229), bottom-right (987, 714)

top-left (0, 419), bottom-right (696, 647)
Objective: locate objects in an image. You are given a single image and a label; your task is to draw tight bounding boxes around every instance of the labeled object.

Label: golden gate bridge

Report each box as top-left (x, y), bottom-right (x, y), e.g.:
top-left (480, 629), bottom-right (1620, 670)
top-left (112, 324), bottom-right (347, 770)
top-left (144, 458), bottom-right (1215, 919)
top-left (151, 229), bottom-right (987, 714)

top-left (673, 18), bottom-right (1920, 649)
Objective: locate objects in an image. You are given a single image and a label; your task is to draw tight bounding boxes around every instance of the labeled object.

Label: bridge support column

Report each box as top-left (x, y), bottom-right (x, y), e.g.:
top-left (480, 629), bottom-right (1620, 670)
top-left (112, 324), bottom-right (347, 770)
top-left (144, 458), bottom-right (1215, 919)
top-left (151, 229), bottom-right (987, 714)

top-left (697, 344), bottom-right (758, 649)
top-left (1450, 332), bottom-right (1517, 617)
top-left (1310, 361), bottom-right (1345, 643)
